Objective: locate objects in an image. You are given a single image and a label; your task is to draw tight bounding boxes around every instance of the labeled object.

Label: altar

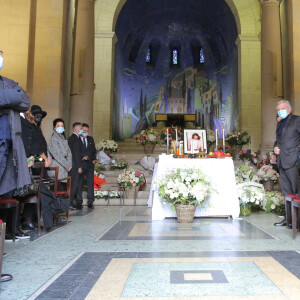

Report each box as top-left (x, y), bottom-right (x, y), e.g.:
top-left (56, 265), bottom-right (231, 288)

top-left (149, 155), bottom-right (240, 220)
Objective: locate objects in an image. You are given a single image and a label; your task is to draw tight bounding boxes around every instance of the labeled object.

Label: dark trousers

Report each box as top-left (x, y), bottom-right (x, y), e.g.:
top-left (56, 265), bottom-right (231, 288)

top-left (77, 161), bottom-right (94, 205)
top-left (69, 168), bottom-right (82, 206)
top-left (279, 164), bottom-right (299, 196)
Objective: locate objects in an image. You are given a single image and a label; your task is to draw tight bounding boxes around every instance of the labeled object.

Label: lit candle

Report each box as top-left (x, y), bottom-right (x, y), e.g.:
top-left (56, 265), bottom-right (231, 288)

top-left (222, 128), bottom-right (225, 152)
top-left (215, 129), bottom-right (218, 150)
top-left (175, 128), bottom-right (178, 143)
top-left (166, 128), bottom-right (169, 154)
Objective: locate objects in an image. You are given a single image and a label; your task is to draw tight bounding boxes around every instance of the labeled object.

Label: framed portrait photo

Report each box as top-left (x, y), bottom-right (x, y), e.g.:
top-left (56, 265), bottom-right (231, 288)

top-left (184, 129), bottom-right (207, 154)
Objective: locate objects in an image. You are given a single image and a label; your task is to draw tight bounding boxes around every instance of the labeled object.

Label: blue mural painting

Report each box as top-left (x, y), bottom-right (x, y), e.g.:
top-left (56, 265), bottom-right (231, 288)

top-left (112, 0), bottom-right (238, 140)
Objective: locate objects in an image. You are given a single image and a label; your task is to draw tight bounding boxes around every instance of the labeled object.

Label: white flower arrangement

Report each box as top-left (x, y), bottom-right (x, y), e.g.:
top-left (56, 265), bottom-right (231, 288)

top-left (157, 168), bottom-right (212, 207)
top-left (237, 183), bottom-right (264, 206)
top-left (94, 190), bottom-right (121, 200)
top-left (235, 162), bottom-right (259, 184)
top-left (261, 190), bottom-right (285, 213)
top-left (96, 140), bottom-right (118, 152)
top-left (110, 161), bottom-right (128, 170)
top-left (256, 165), bottom-right (279, 182)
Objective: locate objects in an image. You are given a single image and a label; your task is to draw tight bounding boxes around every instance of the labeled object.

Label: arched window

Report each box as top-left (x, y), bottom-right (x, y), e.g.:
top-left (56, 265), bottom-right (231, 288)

top-left (172, 49), bottom-right (178, 65)
top-left (200, 48), bottom-right (205, 64)
top-left (145, 47), bottom-right (151, 63)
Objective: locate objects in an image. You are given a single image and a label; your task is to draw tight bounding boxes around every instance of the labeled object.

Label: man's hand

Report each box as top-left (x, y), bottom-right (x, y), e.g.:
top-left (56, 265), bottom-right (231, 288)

top-left (78, 167), bottom-right (82, 174)
top-left (274, 146), bottom-right (280, 155)
top-left (83, 156), bottom-right (89, 161)
top-left (92, 160), bottom-right (98, 164)
top-left (67, 166), bottom-right (72, 172)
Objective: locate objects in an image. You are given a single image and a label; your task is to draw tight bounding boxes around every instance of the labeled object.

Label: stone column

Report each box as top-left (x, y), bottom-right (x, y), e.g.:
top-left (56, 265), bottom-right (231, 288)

top-left (260, 0), bottom-right (283, 152)
top-left (69, 0), bottom-right (95, 134)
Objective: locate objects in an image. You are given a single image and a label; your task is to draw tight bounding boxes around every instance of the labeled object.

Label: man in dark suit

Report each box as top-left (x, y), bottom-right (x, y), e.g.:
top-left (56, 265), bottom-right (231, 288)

top-left (274, 100), bottom-right (300, 226)
top-left (68, 122), bottom-right (83, 209)
top-left (77, 123), bottom-right (97, 209)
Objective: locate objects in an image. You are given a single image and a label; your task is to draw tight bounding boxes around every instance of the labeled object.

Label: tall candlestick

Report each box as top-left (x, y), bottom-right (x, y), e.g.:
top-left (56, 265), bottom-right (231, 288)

top-left (215, 129), bottom-right (218, 150)
top-left (166, 128), bottom-right (169, 154)
top-left (222, 128), bottom-right (225, 152)
top-left (175, 128), bottom-right (178, 143)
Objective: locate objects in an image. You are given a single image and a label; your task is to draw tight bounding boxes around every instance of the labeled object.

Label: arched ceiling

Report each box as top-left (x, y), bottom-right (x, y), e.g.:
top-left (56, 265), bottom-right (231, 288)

top-left (115, 0), bottom-right (238, 69)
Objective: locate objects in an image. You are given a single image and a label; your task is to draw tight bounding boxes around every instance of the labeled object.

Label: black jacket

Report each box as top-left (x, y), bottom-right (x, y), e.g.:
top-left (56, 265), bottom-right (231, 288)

top-left (275, 114), bottom-right (300, 169)
top-left (80, 136), bottom-right (97, 163)
top-left (68, 133), bottom-right (82, 169)
top-left (21, 117), bottom-right (47, 157)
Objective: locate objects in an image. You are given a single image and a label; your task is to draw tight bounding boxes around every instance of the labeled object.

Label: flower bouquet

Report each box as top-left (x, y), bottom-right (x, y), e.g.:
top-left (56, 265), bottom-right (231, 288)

top-left (136, 128), bottom-right (160, 145)
top-left (110, 161), bottom-right (128, 170)
top-left (235, 162), bottom-right (259, 184)
top-left (237, 182), bottom-right (264, 215)
top-left (96, 139), bottom-right (118, 153)
top-left (157, 168), bottom-right (212, 208)
top-left (94, 173), bottom-right (106, 190)
top-left (256, 165), bottom-right (279, 182)
top-left (118, 168), bottom-right (145, 188)
top-left (261, 190), bottom-right (285, 214)
top-left (226, 131), bottom-right (251, 146)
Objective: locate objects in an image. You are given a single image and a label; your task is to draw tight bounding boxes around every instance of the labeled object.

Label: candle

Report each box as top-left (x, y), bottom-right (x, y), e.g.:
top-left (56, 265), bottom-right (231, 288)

top-left (175, 128), bottom-right (178, 143)
top-left (215, 129), bottom-right (218, 150)
top-left (222, 128), bottom-right (225, 152)
top-left (166, 128), bottom-right (169, 154)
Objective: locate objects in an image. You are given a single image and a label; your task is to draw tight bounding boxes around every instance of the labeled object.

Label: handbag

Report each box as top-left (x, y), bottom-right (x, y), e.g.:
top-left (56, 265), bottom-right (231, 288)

top-left (13, 169), bottom-right (38, 197)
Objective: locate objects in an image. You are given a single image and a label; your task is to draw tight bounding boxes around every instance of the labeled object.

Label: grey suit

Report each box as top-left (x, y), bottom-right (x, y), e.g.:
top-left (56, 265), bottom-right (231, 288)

top-left (275, 113), bottom-right (300, 195)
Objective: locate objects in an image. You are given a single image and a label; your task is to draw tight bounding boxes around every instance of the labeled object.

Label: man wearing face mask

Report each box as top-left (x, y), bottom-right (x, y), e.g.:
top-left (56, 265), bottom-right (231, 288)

top-left (274, 100), bottom-right (300, 226)
top-left (68, 122), bottom-right (83, 209)
top-left (77, 123), bottom-right (97, 209)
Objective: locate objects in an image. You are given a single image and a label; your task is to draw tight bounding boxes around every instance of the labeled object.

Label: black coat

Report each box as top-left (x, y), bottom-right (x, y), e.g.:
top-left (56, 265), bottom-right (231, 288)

top-left (68, 133), bottom-right (82, 169)
top-left (275, 114), bottom-right (300, 169)
top-left (21, 117), bottom-right (47, 157)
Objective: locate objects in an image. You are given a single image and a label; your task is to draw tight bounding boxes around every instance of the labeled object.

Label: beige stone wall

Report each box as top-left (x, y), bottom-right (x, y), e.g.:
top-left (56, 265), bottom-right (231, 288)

top-left (290, 0), bottom-right (300, 115)
top-left (0, 0), bottom-right (31, 89)
top-left (94, 0), bottom-right (262, 149)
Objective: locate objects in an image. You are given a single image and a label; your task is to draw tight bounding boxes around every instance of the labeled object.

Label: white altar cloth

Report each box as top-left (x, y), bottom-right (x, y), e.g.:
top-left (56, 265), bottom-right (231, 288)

top-left (151, 155), bottom-right (240, 220)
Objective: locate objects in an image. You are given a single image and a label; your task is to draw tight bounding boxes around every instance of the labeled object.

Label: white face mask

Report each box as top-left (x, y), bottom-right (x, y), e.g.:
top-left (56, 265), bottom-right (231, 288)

top-left (0, 56), bottom-right (3, 70)
top-left (82, 132), bottom-right (88, 138)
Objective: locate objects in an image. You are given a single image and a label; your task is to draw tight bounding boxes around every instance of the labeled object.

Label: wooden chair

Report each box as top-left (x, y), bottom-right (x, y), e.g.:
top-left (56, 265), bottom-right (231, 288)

top-left (285, 194), bottom-right (298, 229)
top-left (292, 196), bottom-right (300, 239)
top-left (21, 162), bottom-right (45, 235)
top-left (0, 199), bottom-right (18, 241)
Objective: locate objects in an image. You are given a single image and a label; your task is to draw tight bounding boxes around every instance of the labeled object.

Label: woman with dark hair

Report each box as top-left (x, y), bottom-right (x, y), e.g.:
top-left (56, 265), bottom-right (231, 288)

top-left (188, 133), bottom-right (203, 152)
top-left (48, 118), bottom-right (72, 188)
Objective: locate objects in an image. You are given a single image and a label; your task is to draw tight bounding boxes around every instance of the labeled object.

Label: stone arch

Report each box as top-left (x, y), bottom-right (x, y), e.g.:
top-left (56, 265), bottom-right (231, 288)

top-left (94, 0), bottom-right (261, 149)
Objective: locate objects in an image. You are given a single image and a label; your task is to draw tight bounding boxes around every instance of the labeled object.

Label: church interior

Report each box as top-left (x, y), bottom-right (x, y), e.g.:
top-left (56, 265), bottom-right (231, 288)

top-left (2, 0), bottom-right (300, 299)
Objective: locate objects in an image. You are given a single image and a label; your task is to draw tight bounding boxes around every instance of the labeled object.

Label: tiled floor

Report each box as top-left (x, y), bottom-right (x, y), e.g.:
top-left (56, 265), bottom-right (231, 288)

top-left (2, 206), bottom-right (300, 299)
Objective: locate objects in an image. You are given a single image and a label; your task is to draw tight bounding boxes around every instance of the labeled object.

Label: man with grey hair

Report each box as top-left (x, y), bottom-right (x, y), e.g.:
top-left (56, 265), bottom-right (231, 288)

top-left (274, 99), bottom-right (300, 226)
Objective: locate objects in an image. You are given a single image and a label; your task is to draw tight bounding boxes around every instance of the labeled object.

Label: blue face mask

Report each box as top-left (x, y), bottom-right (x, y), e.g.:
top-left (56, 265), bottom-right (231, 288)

top-left (78, 129), bottom-right (83, 136)
top-left (55, 127), bottom-right (65, 134)
top-left (278, 109), bottom-right (289, 119)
